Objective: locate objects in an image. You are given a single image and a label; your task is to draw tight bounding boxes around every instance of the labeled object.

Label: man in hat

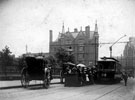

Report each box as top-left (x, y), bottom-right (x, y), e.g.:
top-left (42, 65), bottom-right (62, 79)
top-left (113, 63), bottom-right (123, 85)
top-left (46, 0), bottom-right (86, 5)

top-left (122, 71), bottom-right (128, 86)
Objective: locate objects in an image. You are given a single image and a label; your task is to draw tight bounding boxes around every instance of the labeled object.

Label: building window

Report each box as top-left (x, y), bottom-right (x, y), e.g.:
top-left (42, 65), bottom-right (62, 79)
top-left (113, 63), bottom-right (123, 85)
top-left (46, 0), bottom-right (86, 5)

top-left (66, 39), bottom-right (72, 44)
top-left (78, 46), bottom-right (84, 52)
top-left (78, 54), bottom-right (84, 60)
top-left (78, 39), bottom-right (84, 45)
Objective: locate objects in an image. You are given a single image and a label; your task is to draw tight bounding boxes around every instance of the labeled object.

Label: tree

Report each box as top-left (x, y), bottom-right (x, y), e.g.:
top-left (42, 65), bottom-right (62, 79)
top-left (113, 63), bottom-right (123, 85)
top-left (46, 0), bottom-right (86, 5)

top-left (54, 47), bottom-right (75, 83)
top-left (0, 46), bottom-right (13, 76)
top-left (67, 53), bottom-right (75, 64)
top-left (46, 55), bottom-right (57, 68)
top-left (55, 47), bottom-right (75, 65)
top-left (55, 48), bottom-right (67, 66)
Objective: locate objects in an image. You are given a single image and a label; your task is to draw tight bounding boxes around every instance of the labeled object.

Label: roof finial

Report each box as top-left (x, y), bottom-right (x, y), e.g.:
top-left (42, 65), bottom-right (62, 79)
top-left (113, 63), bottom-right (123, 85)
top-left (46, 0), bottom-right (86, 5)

top-left (62, 21), bottom-right (65, 34)
top-left (95, 20), bottom-right (98, 33)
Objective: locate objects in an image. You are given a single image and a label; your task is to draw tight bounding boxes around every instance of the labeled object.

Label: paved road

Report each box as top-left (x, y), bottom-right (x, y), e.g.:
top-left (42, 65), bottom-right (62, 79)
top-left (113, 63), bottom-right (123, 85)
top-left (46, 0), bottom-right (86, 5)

top-left (0, 78), bottom-right (135, 100)
top-left (0, 79), bottom-right (61, 89)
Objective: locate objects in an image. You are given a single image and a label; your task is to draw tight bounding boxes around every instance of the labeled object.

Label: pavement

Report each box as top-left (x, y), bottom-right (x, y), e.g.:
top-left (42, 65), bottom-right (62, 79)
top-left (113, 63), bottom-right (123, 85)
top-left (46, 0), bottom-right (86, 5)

top-left (0, 78), bottom-right (61, 89)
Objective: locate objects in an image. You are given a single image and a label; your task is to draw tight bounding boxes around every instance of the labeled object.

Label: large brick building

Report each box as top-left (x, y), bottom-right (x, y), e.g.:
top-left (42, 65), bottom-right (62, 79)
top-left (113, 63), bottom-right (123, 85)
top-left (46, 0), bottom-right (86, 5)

top-left (49, 22), bottom-right (99, 66)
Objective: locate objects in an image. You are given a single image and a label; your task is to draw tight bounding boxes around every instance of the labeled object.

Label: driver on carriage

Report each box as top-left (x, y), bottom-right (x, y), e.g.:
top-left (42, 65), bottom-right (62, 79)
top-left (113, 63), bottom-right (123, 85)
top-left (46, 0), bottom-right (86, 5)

top-left (44, 64), bottom-right (53, 81)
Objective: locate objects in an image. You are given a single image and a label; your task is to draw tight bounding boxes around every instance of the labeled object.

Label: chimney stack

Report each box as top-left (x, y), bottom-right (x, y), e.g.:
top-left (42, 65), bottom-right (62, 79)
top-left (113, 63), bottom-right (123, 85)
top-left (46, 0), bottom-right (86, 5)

top-left (49, 30), bottom-right (53, 43)
top-left (74, 28), bottom-right (78, 32)
top-left (85, 25), bottom-right (90, 38)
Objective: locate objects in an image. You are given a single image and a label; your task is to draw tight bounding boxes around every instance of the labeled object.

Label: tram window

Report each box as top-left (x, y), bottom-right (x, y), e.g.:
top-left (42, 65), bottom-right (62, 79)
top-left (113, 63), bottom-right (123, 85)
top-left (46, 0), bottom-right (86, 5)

top-left (98, 62), bottom-right (115, 69)
top-left (98, 63), bottom-right (104, 70)
top-left (108, 62), bottom-right (115, 69)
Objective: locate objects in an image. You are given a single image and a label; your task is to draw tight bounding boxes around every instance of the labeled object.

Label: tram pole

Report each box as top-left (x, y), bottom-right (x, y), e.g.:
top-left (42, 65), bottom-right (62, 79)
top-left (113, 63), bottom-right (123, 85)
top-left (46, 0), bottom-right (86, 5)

top-left (95, 34), bottom-right (99, 66)
top-left (95, 37), bottom-right (96, 65)
top-left (109, 35), bottom-right (126, 57)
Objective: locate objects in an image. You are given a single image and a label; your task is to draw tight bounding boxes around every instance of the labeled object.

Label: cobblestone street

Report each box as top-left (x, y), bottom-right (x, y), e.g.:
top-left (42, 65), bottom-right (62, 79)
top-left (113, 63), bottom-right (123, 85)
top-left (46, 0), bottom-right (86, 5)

top-left (0, 78), bottom-right (135, 100)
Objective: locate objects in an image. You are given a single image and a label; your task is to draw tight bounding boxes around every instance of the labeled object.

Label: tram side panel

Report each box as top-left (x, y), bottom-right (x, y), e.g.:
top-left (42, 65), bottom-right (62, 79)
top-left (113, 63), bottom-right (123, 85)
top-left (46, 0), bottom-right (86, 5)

top-left (96, 60), bottom-right (122, 84)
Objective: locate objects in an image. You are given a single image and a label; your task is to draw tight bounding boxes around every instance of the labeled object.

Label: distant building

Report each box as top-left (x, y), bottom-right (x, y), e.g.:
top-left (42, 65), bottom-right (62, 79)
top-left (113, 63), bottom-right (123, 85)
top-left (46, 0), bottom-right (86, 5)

top-left (21, 52), bottom-right (49, 58)
top-left (124, 37), bottom-right (135, 57)
top-left (123, 37), bottom-right (135, 69)
top-left (49, 22), bottom-right (99, 66)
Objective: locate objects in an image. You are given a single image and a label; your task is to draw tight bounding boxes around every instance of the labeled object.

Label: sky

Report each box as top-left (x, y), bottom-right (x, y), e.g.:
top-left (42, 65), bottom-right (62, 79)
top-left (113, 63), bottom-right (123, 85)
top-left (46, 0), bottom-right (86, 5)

top-left (0, 0), bottom-right (135, 57)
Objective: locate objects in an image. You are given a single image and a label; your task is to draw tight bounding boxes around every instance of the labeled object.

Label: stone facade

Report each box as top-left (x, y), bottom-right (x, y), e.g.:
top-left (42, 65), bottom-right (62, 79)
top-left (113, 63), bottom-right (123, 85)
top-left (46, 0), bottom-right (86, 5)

top-left (123, 37), bottom-right (135, 69)
top-left (49, 22), bottom-right (99, 66)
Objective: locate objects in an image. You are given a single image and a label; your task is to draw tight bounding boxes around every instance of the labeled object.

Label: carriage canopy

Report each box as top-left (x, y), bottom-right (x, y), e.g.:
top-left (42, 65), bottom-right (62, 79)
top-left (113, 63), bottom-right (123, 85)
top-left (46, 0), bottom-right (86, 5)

top-left (25, 56), bottom-right (47, 75)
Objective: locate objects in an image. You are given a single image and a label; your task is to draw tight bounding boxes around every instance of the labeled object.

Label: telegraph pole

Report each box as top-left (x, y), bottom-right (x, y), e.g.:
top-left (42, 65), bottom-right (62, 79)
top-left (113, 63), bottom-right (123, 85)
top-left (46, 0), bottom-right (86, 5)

top-left (95, 36), bottom-right (97, 65)
top-left (94, 34), bottom-right (99, 66)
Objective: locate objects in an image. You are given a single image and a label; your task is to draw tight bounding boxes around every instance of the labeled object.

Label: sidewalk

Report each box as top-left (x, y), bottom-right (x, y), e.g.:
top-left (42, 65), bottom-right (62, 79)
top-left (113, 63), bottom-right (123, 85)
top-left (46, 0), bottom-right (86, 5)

top-left (0, 79), bottom-right (61, 89)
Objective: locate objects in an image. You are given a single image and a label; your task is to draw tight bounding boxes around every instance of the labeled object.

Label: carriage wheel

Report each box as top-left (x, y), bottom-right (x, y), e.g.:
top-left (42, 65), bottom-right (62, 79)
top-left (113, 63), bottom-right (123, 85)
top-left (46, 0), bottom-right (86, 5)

top-left (47, 78), bottom-right (50, 87)
top-left (43, 78), bottom-right (47, 88)
top-left (21, 72), bottom-right (29, 88)
top-left (43, 78), bottom-right (50, 89)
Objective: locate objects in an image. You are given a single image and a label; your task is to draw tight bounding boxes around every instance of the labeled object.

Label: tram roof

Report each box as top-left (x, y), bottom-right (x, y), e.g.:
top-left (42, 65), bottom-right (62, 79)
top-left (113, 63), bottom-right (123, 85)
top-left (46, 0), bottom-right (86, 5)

top-left (99, 57), bottom-right (119, 62)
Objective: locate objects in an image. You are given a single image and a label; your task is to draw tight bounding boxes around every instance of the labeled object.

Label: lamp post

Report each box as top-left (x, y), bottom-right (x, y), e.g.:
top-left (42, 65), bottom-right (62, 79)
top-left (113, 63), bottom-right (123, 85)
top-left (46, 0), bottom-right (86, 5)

top-left (109, 35), bottom-right (126, 57)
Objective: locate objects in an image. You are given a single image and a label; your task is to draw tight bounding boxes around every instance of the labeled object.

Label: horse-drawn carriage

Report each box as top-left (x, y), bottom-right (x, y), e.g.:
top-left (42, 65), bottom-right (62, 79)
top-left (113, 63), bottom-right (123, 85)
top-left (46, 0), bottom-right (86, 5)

top-left (21, 56), bottom-right (51, 88)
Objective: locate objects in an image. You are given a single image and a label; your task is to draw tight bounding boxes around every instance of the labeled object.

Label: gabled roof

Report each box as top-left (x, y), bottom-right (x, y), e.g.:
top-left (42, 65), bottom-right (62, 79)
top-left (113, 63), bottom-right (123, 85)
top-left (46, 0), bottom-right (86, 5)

top-left (70, 31), bottom-right (95, 39)
top-left (76, 31), bottom-right (86, 38)
top-left (65, 32), bottom-right (74, 39)
top-left (54, 28), bottom-right (97, 42)
top-left (71, 32), bottom-right (78, 38)
top-left (55, 31), bottom-right (95, 41)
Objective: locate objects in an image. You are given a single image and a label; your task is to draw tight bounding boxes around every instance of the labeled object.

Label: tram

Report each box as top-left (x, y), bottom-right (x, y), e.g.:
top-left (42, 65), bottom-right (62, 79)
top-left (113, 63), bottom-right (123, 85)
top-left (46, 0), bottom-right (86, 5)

top-left (96, 57), bottom-right (122, 84)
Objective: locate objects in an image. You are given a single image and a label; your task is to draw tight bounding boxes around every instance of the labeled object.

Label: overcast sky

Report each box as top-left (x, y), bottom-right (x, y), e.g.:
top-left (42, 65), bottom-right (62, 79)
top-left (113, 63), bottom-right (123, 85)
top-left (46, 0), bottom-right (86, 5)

top-left (0, 0), bottom-right (135, 57)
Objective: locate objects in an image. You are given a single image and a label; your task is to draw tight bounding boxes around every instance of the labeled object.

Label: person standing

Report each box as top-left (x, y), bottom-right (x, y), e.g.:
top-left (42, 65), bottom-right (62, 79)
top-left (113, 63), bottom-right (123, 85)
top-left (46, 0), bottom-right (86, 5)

top-left (87, 67), bottom-right (95, 84)
top-left (122, 71), bottom-right (128, 86)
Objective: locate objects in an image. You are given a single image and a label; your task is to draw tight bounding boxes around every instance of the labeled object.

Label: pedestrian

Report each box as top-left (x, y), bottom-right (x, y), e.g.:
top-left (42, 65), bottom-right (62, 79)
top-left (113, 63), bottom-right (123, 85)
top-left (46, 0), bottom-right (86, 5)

top-left (91, 65), bottom-right (97, 80)
top-left (87, 67), bottom-right (95, 84)
top-left (122, 71), bottom-right (128, 86)
top-left (80, 67), bottom-right (86, 85)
